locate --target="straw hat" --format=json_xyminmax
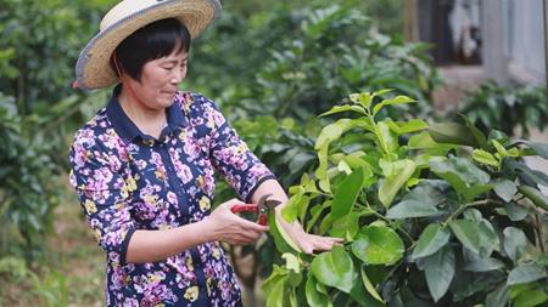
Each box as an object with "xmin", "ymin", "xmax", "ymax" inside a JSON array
[{"xmin": 75, "ymin": 0, "xmax": 221, "ymax": 90}]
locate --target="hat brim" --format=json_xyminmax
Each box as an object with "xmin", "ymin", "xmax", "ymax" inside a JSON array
[{"xmin": 76, "ymin": 0, "xmax": 220, "ymax": 90}]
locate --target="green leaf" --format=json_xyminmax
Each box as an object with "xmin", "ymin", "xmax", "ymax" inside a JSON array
[
  {"xmin": 331, "ymin": 167, "xmax": 364, "ymax": 220},
  {"xmin": 486, "ymin": 284, "xmax": 509, "ymax": 307},
  {"xmin": 271, "ymin": 211, "xmax": 303, "ymax": 254},
  {"xmin": 377, "ymin": 122, "xmax": 399, "ymax": 154},
  {"xmin": 472, "ymin": 149, "xmax": 499, "ymax": 167},
  {"xmin": 503, "ymin": 227, "xmax": 527, "ymax": 262},
  {"xmin": 269, "ymin": 210, "xmax": 299, "ymax": 254},
  {"xmin": 330, "ymin": 212, "xmax": 359, "ymax": 240},
  {"xmin": 350, "ymin": 92, "xmax": 373, "ymax": 109},
  {"xmin": 361, "ymin": 266, "xmax": 384, "ymax": 303},
  {"xmin": 408, "ymin": 131, "xmax": 456, "ymax": 155},
  {"xmin": 518, "ymin": 185, "xmax": 548, "ymax": 211},
  {"xmin": 373, "ymin": 95, "xmax": 416, "ymax": 115},
  {"xmin": 316, "ymin": 145, "xmax": 330, "ymax": 193},
  {"xmin": 430, "ymin": 157, "xmax": 492, "ymax": 201},
  {"xmin": 428, "ymin": 122, "xmax": 477, "ymax": 147},
  {"xmin": 510, "ymin": 282, "xmax": 538, "ymax": 299},
  {"xmin": 386, "ymin": 200, "xmax": 439, "ymax": 219},
  {"xmin": 463, "ymin": 249, "xmax": 505, "ymax": 272},
  {"xmin": 513, "ymin": 288, "xmax": 548, "ymax": 307},
  {"xmin": 478, "ymin": 220, "xmax": 499, "ymax": 257},
  {"xmin": 282, "ymin": 193, "xmax": 303, "ymax": 223},
  {"xmin": 305, "ymin": 273, "xmax": 332, "ymax": 307},
  {"xmin": 461, "ymin": 114, "xmax": 488, "ymax": 150},
  {"xmin": 424, "ymin": 246, "xmax": 456, "ymax": 302},
  {"xmin": 282, "ymin": 253, "xmax": 301, "ymax": 274},
  {"xmin": 266, "ymin": 278, "xmax": 286, "ymax": 307},
  {"xmin": 386, "ymin": 119, "xmax": 429, "ymax": 135},
  {"xmin": 315, "ymin": 119, "xmax": 364, "ymax": 194},
  {"xmin": 508, "ymin": 161, "xmax": 548, "ymax": 186},
  {"xmin": 494, "ymin": 180, "xmax": 517, "ymax": 202},
  {"xmin": 311, "ymin": 246, "xmax": 356, "ymax": 293},
  {"xmin": 521, "ymin": 141, "xmax": 548, "ymax": 160},
  {"xmin": 412, "ymin": 224, "xmax": 451, "ymax": 259},
  {"xmin": 307, "ymin": 201, "xmax": 331, "ymax": 233},
  {"xmin": 263, "ymin": 265, "xmax": 289, "ymax": 307},
  {"xmin": 379, "ymin": 159, "xmax": 416, "ymax": 208},
  {"xmin": 464, "ymin": 256, "xmax": 505, "ymax": 272},
  {"xmin": 349, "ymin": 271, "xmax": 385, "ymax": 307},
  {"xmin": 449, "ymin": 220, "xmax": 481, "ymax": 255},
  {"xmin": 507, "ymin": 264, "xmax": 548, "ymax": 286},
  {"xmin": 315, "ymin": 120, "xmax": 348, "ymax": 150},
  {"xmin": 505, "ymin": 202, "xmax": 528, "ymax": 222},
  {"xmin": 373, "ymin": 89, "xmax": 393, "ymax": 97},
  {"xmin": 385, "ymin": 182, "xmax": 443, "ymax": 219},
  {"xmin": 351, "ymin": 226, "xmax": 404, "ymax": 265},
  {"xmin": 319, "ymin": 105, "xmax": 366, "ymax": 117}
]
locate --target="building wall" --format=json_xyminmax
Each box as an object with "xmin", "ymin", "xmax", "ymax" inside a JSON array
[
  {"xmin": 415, "ymin": 0, "xmax": 547, "ymax": 85},
  {"xmin": 504, "ymin": 0, "xmax": 546, "ymax": 85}
]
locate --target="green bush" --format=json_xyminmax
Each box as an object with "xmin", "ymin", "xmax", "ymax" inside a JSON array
[
  {"xmin": 0, "ymin": 0, "xmax": 112, "ymax": 112},
  {"xmin": 0, "ymin": 92, "xmax": 60, "ymax": 259},
  {"xmin": 0, "ymin": 0, "xmax": 114, "ymax": 257},
  {"xmin": 190, "ymin": 3, "xmax": 440, "ymax": 121},
  {"xmin": 264, "ymin": 90, "xmax": 548, "ymax": 306},
  {"xmin": 204, "ymin": 4, "xmax": 441, "ymax": 296},
  {"xmin": 457, "ymin": 82, "xmax": 548, "ymax": 138}
]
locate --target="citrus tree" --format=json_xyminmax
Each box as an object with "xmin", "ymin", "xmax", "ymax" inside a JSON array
[{"xmin": 264, "ymin": 90, "xmax": 548, "ymax": 306}]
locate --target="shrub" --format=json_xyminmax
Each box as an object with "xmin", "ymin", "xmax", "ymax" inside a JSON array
[{"xmin": 264, "ymin": 90, "xmax": 548, "ymax": 306}]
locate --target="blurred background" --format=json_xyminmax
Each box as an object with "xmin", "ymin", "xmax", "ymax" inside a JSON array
[{"xmin": 0, "ymin": 0, "xmax": 547, "ymax": 305}]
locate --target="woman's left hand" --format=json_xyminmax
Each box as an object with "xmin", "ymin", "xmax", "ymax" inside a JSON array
[{"xmin": 275, "ymin": 205, "xmax": 345, "ymax": 254}]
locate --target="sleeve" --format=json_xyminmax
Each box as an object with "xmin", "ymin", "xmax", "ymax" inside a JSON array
[
  {"xmin": 199, "ymin": 96, "xmax": 277, "ymax": 203},
  {"xmin": 68, "ymin": 128, "xmax": 136, "ymax": 266}
]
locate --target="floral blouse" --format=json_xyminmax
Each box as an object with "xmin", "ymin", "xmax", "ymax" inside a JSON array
[{"xmin": 68, "ymin": 85, "xmax": 275, "ymax": 306}]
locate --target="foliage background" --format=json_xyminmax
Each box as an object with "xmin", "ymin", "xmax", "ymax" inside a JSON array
[{"xmin": 0, "ymin": 0, "xmax": 546, "ymax": 306}]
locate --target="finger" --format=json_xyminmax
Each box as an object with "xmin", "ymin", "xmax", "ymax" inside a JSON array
[
  {"xmin": 308, "ymin": 237, "xmax": 336, "ymax": 250},
  {"xmin": 309, "ymin": 234, "xmax": 345, "ymax": 243},
  {"xmin": 236, "ymin": 216, "xmax": 270, "ymax": 233},
  {"xmin": 242, "ymin": 229, "xmax": 260, "ymax": 240},
  {"xmin": 229, "ymin": 234, "xmax": 252, "ymax": 246},
  {"xmin": 300, "ymin": 243, "xmax": 314, "ymax": 255},
  {"xmin": 321, "ymin": 237, "xmax": 344, "ymax": 246},
  {"xmin": 223, "ymin": 198, "xmax": 246, "ymax": 210},
  {"xmin": 325, "ymin": 236, "xmax": 346, "ymax": 243},
  {"xmin": 312, "ymin": 241, "xmax": 335, "ymax": 252}
]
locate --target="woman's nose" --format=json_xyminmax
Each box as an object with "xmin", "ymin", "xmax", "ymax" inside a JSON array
[{"xmin": 171, "ymin": 68, "xmax": 185, "ymax": 84}]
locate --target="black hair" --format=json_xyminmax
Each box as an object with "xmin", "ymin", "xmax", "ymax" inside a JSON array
[{"xmin": 110, "ymin": 18, "xmax": 191, "ymax": 82}]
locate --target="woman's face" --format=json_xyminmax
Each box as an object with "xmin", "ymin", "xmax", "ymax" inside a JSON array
[{"xmin": 126, "ymin": 49, "xmax": 188, "ymax": 110}]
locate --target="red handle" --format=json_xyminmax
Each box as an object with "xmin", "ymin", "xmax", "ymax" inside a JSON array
[
  {"xmin": 231, "ymin": 204, "xmax": 259, "ymax": 214},
  {"xmin": 257, "ymin": 213, "xmax": 269, "ymax": 226},
  {"xmin": 231, "ymin": 204, "xmax": 270, "ymax": 226}
]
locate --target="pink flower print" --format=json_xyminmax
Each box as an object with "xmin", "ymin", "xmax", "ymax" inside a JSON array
[
  {"xmin": 183, "ymin": 136, "xmax": 200, "ymax": 159},
  {"xmin": 175, "ymin": 162, "xmax": 193, "ymax": 184},
  {"xmin": 151, "ymin": 152, "xmax": 163, "ymax": 167},
  {"xmin": 166, "ymin": 192, "xmax": 178, "ymax": 206},
  {"xmin": 211, "ymin": 109, "xmax": 226, "ymax": 127},
  {"xmin": 107, "ymin": 154, "xmax": 122, "ymax": 171},
  {"xmin": 111, "ymin": 267, "xmax": 127, "ymax": 291},
  {"xmin": 122, "ymin": 298, "xmax": 139, "ymax": 307}
]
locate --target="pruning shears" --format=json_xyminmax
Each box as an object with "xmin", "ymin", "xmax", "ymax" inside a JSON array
[{"xmin": 231, "ymin": 194, "xmax": 282, "ymax": 226}]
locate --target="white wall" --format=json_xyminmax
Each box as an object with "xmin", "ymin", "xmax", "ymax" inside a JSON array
[{"xmin": 505, "ymin": 0, "xmax": 546, "ymax": 85}]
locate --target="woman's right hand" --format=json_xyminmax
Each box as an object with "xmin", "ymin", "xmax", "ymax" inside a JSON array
[{"xmin": 202, "ymin": 198, "xmax": 269, "ymax": 245}]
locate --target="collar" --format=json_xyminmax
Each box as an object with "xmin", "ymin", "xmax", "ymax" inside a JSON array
[{"xmin": 106, "ymin": 84, "xmax": 187, "ymax": 143}]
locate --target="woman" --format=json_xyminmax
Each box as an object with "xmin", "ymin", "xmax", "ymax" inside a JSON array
[{"xmin": 69, "ymin": 0, "xmax": 342, "ymax": 306}]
